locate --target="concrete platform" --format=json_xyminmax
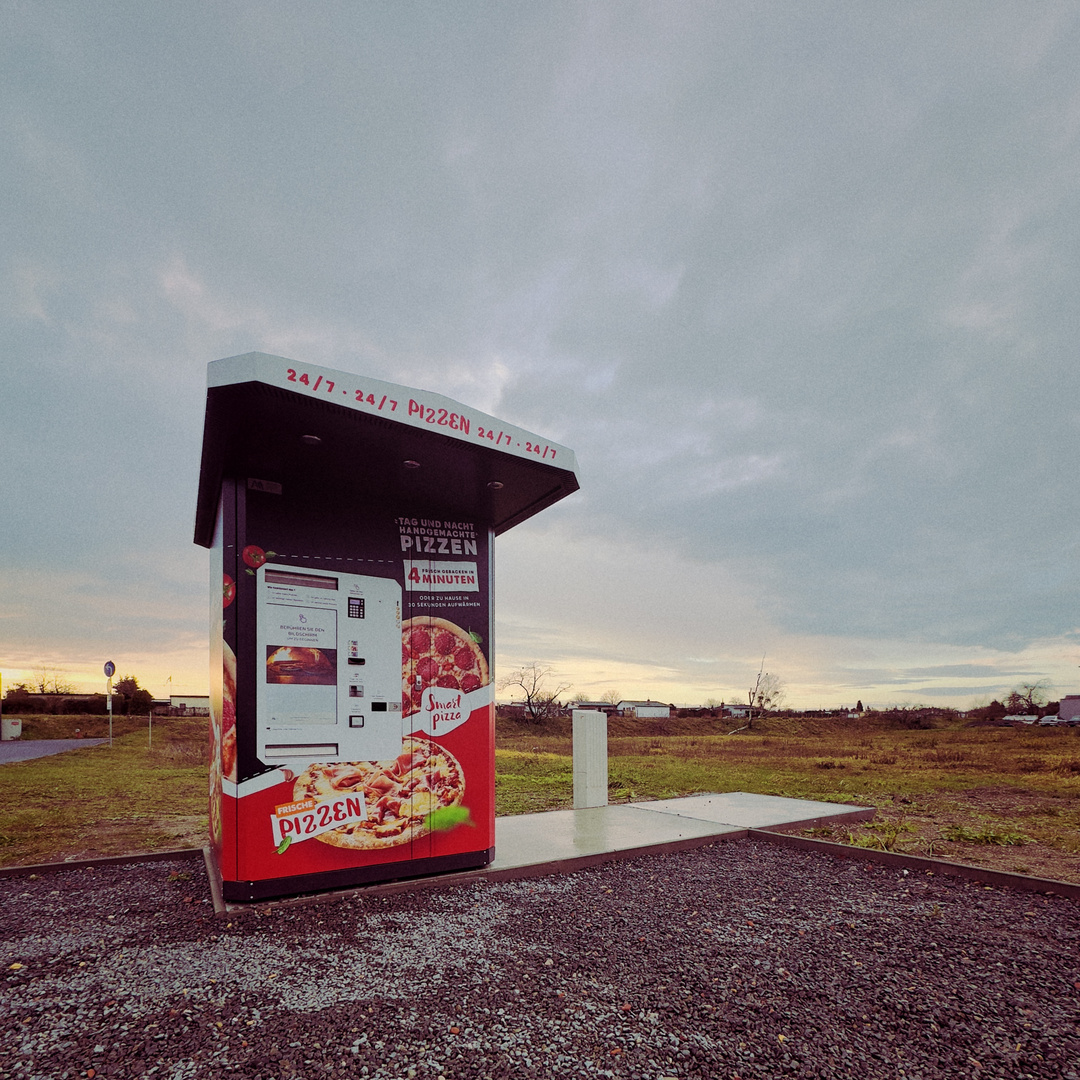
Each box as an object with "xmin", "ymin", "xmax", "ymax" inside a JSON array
[
  {"xmin": 637, "ymin": 791, "xmax": 874, "ymax": 832},
  {"xmin": 217, "ymin": 792, "xmax": 874, "ymax": 913},
  {"xmin": 488, "ymin": 792, "xmax": 874, "ymax": 876},
  {"xmin": 489, "ymin": 803, "xmax": 745, "ymax": 874}
]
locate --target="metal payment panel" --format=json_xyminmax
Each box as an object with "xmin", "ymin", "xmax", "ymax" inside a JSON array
[{"xmin": 256, "ymin": 566, "xmax": 403, "ymax": 765}]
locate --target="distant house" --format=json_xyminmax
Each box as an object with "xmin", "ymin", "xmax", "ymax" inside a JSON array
[
  {"xmin": 616, "ymin": 700, "xmax": 671, "ymax": 719},
  {"xmin": 170, "ymin": 695, "xmax": 210, "ymax": 715},
  {"xmin": 1059, "ymin": 696, "xmax": 1080, "ymax": 723},
  {"xmin": 725, "ymin": 705, "xmax": 751, "ymax": 718},
  {"xmin": 569, "ymin": 700, "xmax": 616, "ymax": 715}
]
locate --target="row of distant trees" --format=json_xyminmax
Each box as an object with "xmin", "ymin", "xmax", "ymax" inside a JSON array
[
  {"xmin": 967, "ymin": 681, "xmax": 1057, "ymax": 720},
  {"xmin": 3, "ymin": 668, "xmax": 153, "ymax": 715},
  {"xmin": 498, "ymin": 659, "xmax": 791, "ymax": 725},
  {"xmin": 497, "ymin": 661, "xmax": 1059, "ymax": 726},
  {"xmin": 6, "ymin": 662, "xmax": 1057, "ymax": 724}
]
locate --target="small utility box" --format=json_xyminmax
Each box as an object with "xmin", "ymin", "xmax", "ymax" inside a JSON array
[
  {"xmin": 572, "ymin": 709, "xmax": 608, "ymax": 808},
  {"xmin": 195, "ymin": 353, "xmax": 578, "ymax": 901}
]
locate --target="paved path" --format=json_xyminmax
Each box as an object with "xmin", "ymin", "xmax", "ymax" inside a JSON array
[
  {"xmin": 487, "ymin": 791, "xmax": 874, "ymax": 875},
  {"xmin": 0, "ymin": 738, "xmax": 107, "ymax": 763}
]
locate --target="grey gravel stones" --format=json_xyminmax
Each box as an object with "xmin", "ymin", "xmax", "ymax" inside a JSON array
[{"xmin": 2, "ymin": 839, "xmax": 1078, "ymax": 1079}]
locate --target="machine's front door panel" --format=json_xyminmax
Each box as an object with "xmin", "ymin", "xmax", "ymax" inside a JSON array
[
  {"xmin": 218, "ymin": 486, "xmax": 496, "ymax": 898},
  {"xmin": 256, "ymin": 565, "xmax": 404, "ymax": 765}
]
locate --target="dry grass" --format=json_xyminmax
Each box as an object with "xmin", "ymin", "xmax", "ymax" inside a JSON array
[
  {"xmin": 4, "ymin": 712, "xmax": 1079, "ymax": 882},
  {"xmin": 0, "ymin": 716, "xmax": 207, "ymax": 866},
  {"xmin": 495, "ymin": 714, "xmax": 1080, "ymax": 883}
]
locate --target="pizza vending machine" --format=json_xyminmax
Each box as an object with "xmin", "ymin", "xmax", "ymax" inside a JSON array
[{"xmin": 195, "ymin": 353, "xmax": 579, "ymax": 902}]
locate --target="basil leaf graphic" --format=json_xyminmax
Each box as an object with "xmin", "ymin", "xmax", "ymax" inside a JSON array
[{"xmin": 426, "ymin": 805, "xmax": 475, "ymax": 832}]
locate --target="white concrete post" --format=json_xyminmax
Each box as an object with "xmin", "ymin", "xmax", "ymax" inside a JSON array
[{"xmin": 572, "ymin": 709, "xmax": 608, "ymax": 808}]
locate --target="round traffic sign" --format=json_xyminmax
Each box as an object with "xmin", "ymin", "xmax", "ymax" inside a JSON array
[{"xmin": 104, "ymin": 661, "xmax": 115, "ymax": 677}]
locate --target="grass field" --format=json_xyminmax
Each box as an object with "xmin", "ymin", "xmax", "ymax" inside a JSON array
[
  {"xmin": 3, "ymin": 712, "xmax": 1079, "ymax": 882},
  {"xmin": 496, "ymin": 713, "xmax": 1080, "ymax": 882},
  {"xmin": 0, "ymin": 716, "xmax": 206, "ymax": 865}
]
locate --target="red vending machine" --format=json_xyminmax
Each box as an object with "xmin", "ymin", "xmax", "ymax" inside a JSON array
[{"xmin": 194, "ymin": 353, "xmax": 579, "ymax": 901}]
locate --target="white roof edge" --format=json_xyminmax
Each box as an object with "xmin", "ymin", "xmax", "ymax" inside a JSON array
[{"xmin": 208, "ymin": 352, "xmax": 579, "ymax": 476}]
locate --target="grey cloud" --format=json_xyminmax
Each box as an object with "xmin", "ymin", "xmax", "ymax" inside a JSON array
[
  {"xmin": 4, "ymin": 4, "xmax": 1080, "ymax": 699},
  {"xmin": 901, "ymin": 665, "xmax": 1045, "ymax": 680},
  {"xmin": 906, "ymin": 686, "xmax": 1016, "ymax": 699}
]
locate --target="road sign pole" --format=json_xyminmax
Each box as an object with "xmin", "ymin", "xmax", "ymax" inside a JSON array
[{"xmin": 104, "ymin": 662, "xmax": 115, "ymax": 747}]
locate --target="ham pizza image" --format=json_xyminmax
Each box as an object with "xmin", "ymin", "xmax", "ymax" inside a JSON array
[{"xmin": 292, "ymin": 737, "xmax": 465, "ymax": 850}]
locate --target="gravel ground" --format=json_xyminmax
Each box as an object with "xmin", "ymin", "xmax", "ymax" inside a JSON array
[{"xmin": 2, "ymin": 839, "xmax": 1078, "ymax": 1080}]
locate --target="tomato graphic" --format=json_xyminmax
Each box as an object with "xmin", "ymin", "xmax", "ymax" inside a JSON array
[
  {"xmin": 242, "ymin": 545, "xmax": 267, "ymax": 568},
  {"xmin": 223, "ymin": 574, "xmax": 236, "ymax": 608}
]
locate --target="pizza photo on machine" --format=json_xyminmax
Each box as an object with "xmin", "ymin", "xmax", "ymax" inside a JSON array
[
  {"xmin": 292, "ymin": 737, "xmax": 465, "ymax": 850},
  {"xmin": 221, "ymin": 640, "xmax": 238, "ymax": 784},
  {"xmin": 401, "ymin": 616, "xmax": 489, "ymax": 717}
]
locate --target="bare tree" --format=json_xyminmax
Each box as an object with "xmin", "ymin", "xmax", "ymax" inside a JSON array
[
  {"xmin": 599, "ymin": 689, "xmax": 622, "ymax": 705},
  {"xmin": 498, "ymin": 662, "xmax": 572, "ymax": 723},
  {"xmin": 1004, "ymin": 680, "xmax": 1051, "ymax": 714},
  {"xmin": 31, "ymin": 665, "xmax": 76, "ymax": 695},
  {"xmin": 747, "ymin": 657, "xmax": 784, "ymax": 727}
]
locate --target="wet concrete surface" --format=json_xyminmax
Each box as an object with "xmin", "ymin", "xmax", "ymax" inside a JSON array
[{"xmin": 488, "ymin": 793, "xmax": 872, "ymax": 876}]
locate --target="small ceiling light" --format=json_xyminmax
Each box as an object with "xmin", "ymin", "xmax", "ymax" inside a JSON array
[
  {"xmin": 300, "ymin": 434, "xmax": 322, "ymax": 445},
  {"xmin": 403, "ymin": 460, "xmax": 421, "ymax": 469},
  {"xmin": 487, "ymin": 481, "xmax": 504, "ymax": 490}
]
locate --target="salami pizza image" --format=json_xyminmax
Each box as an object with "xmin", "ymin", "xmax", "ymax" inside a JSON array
[
  {"xmin": 402, "ymin": 616, "xmax": 488, "ymax": 717},
  {"xmin": 292, "ymin": 737, "xmax": 464, "ymax": 850},
  {"xmin": 221, "ymin": 640, "xmax": 238, "ymax": 784}
]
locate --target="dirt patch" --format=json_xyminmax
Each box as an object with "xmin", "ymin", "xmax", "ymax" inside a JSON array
[
  {"xmin": 30, "ymin": 815, "xmax": 209, "ymax": 865},
  {"xmin": 807, "ymin": 785, "xmax": 1080, "ymax": 884},
  {"xmin": 149, "ymin": 814, "xmax": 207, "ymax": 846}
]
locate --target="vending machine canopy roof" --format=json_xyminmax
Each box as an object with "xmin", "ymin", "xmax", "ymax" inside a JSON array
[{"xmin": 194, "ymin": 353, "xmax": 580, "ymax": 547}]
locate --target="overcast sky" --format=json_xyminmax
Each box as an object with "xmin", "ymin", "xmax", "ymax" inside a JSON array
[{"xmin": 3, "ymin": 1, "xmax": 1079, "ymax": 709}]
